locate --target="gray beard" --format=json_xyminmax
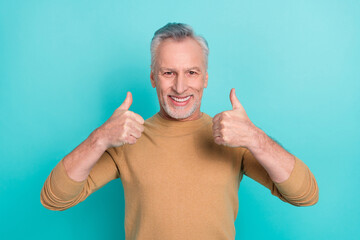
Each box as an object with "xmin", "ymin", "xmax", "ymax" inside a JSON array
[{"xmin": 161, "ymin": 99, "xmax": 199, "ymax": 120}]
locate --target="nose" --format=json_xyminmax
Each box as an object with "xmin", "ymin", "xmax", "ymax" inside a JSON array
[{"xmin": 173, "ymin": 73, "xmax": 188, "ymax": 94}]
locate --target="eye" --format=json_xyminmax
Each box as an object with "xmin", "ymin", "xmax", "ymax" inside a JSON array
[
  {"xmin": 163, "ymin": 71, "xmax": 173, "ymax": 76},
  {"xmin": 188, "ymin": 70, "xmax": 198, "ymax": 75}
]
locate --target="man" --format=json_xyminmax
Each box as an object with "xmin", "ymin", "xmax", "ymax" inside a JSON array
[{"xmin": 41, "ymin": 23, "xmax": 319, "ymax": 240}]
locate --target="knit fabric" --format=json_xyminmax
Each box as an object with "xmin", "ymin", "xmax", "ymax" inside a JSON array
[{"xmin": 41, "ymin": 112, "xmax": 319, "ymax": 240}]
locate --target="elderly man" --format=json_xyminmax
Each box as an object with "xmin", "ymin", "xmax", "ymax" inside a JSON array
[{"xmin": 41, "ymin": 23, "xmax": 318, "ymax": 240}]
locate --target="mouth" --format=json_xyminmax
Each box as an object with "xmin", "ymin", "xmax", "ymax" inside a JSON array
[{"xmin": 168, "ymin": 95, "xmax": 192, "ymax": 106}]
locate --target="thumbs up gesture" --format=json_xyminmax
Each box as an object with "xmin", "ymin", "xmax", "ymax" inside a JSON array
[
  {"xmin": 97, "ymin": 92, "xmax": 145, "ymax": 148},
  {"xmin": 212, "ymin": 88, "xmax": 259, "ymax": 148}
]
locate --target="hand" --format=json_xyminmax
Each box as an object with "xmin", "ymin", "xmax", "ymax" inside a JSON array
[
  {"xmin": 97, "ymin": 92, "xmax": 145, "ymax": 148},
  {"xmin": 212, "ymin": 88, "xmax": 259, "ymax": 148}
]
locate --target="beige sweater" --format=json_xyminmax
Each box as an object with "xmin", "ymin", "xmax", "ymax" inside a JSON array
[{"xmin": 40, "ymin": 113, "xmax": 319, "ymax": 240}]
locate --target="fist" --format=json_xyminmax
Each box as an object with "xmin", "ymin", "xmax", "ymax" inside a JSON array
[
  {"xmin": 98, "ymin": 92, "xmax": 145, "ymax": 148},
  {"xmin": 212, "ymin": 88, "xmax": 258, "ymax": 148}
]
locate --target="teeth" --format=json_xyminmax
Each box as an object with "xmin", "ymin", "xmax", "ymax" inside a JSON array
[{"xmin": 171, "ymin": 96, "xmax": 191, "ymax": 102}]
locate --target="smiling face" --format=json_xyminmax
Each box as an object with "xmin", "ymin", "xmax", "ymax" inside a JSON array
[{"xmin": 150, "ymin": 37, "xmax": 208, "ymax": 121}]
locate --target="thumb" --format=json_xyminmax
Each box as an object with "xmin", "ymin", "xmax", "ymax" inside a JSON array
[
  {"xmin": 119, "ymin": 92, "xmax": 133, "ymax": 110},
  {"xmin": 230, "ymin": 88, "xmax": 242, "ymax": 110}
]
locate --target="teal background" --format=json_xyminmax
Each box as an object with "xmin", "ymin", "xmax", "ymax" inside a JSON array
[{"xmin": 1, "ymin": 0, "xmax": 359, "ymax": 239}]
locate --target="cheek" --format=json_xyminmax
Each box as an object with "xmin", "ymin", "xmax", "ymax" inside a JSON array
[
  {"xmin": 189, "ymin": 79, "xmax": 206, "ymax": 93},
  {"xmin": 156, "ymin": 79, "xmax": 172, "ymax": 96}
]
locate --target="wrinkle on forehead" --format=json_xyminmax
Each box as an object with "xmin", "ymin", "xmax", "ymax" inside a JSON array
[
  {"xmin": 155, "ymin": 38, "xmax": 206, "ymax": 72},
  {"xmin": 158, "ymin": 66, "xmax": 203, "ymax": 72}
]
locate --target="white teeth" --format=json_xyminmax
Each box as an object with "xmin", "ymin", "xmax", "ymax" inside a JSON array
[{"xmin": 170, "ymin": 96, "xmax": 191, "ymax": 102}]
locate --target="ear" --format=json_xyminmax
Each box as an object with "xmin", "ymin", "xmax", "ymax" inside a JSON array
[
  {"xmin": 204, "ymin": 72, "xmax": 208, "ymax": 88},
  {"xmin": 150, "ymin": 70, "xmax": 156, "ymax": 88}
]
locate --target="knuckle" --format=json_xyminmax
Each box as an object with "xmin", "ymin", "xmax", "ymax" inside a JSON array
[
  {"xmin": 212, "ymin": 125, "xmax": 216, "ymax": 132},
  {"xmin": 122, "ymin": 112, "xmax": 131, "ymax": 120},
  {"xmin": 124, "ymin": 117, "xmax": 131, "ymax": 124},
  {"xmin": 118, "ymin": 111, "xmax": 127, "ymax": 118},
  {"xmin": 133, "ymin": 131, "xmax": 140, "ymax": 138},
  {"xmin": 124, "ymin": 119, "xmax": 133, "ymax": 128},
  {"xmin": 140, "ymin": 125, "xmax": 145, "ymax": 132},
  {"xmin": 120, "ymin": 121, "xmax": 126, "ymax": 129},
  {"xmin": 120, "ymin": 131, "xmax": 128, "ymax": 140},
  {"xmin": 223, "ymin": 111, "xmax": 231, "ymax": 119},
  {"xmin": 220, "ymin": 128, "xmax": 226, "ymax": 136},
  {"xmin": 136, "ymin": 114, "xmax": 145, "ymax": 123}
]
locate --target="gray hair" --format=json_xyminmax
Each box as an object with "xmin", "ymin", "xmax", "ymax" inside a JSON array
[{"xmin": 150, "ymin": 23, "xmax": 209, "ymax": 71}]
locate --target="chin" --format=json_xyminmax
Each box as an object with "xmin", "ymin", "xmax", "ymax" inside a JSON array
[
  {"xmin": 169, "ymin": 111, "xmax": 193, "ymax": 120},
  {"xmin": 160, "ymin": 94, "xmax": 200, "ymax": 120},
  {"xmin": 163, "ymin": 104, "xmax": 198, "ymax": 120}
]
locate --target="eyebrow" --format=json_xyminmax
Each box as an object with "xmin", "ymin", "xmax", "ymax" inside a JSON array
[{"xmin": 159, "ymin": 67, "xmax": 202, "ymax": 72}]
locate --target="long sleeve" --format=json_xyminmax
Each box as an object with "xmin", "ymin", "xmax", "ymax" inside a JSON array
[
  {"xmin": 240, "ymin": 148, "xmax": 319, "ymax": 206},
  {"xmin": 40, "ymin": 147, "xmax": 121, "ymax": 211}
]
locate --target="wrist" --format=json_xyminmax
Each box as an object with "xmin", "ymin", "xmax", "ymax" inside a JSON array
[
  {"xmin": 89, "ymin": 128, "xmax": 109, "ymax": 152},
  {"xmin": 247, "ymin": 126, "xmax": 266, "ymax": 153}
]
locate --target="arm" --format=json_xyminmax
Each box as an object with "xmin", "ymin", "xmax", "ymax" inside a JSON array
[
  {"xmin": 241, "ymin": 147, "xmax": 319, "ymax": 206},
  {"xmin": 40, "ymin": 92, "xmax": 145, "ymax": 210},
  {"xmin": 40, "ymin": 147, "xmax": 121, "ymax": 211},
  {"xmin": 212, "ymin": 88, "xmax": 319, "ymax": 206},
  {"xmin": 245, "ymin": 128, "xmax": 295, "ymax": 184}
]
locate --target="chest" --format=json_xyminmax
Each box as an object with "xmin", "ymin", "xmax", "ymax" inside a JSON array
[{"xmin": 120, "ymin": 132, "xmax": 241, "ymax": 194}]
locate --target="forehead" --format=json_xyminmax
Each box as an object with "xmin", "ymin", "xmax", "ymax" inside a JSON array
[{"xmin": 156, "ymin": 37, "xmax": 205, "ymax": 69}]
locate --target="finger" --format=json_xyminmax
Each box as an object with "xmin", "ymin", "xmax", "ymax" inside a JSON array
[
  {"xmin": 133, "ymin": 122, "xmax": 145, "ymax": 133},
  {"xmin": 214, "ymin": 136, "xmax": 223, "ymax": 145},
  {"xmin": 212, "ymin": 121, "xmax": 220, "ymax": 131},
  {"xmin": 124, "ymin": 121, "xmax": 144, "ymax": 135},
  {"xmin": 212, "ymin": 113, "xmax": 221, "ymax": 124},
  {"xmin": 230, "ymin": 88, "xmax": 243, "ymax": 110},
  {"xmin": 119, "ymin": 92, "xmax": 133, "ymax": 110},
  {"xmin": 126, "ymin": 135, "xmax": 137, "ymax": 145},
  {"xmin": 212, "ymin": 129, "xmax": 221, "ymax": 138},
  {"xmin": 129, "ymin": 129, "xmax": 142, "ymax": 139},
  {"xmin": 212, "ymin": 117, "xmax": 225, "ymax": 131},
  {"xmin": 125, "ymin": 121, "xmax": 143, "ymax": 138},
  {"xmin": 131, "ymin": 112, "xmax": 145, "ymax": 125}
]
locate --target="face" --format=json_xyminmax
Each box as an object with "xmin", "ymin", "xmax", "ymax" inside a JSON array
[{"xmin": 150, "ymin": 37, "xmax": 208, "ymax": 121}]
